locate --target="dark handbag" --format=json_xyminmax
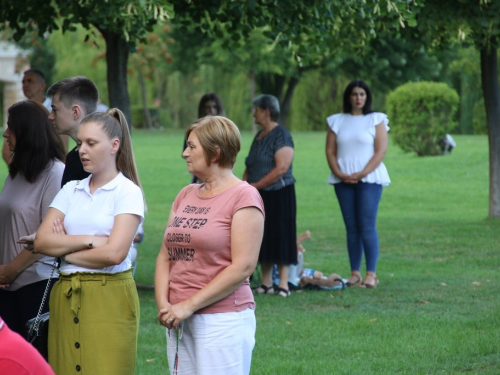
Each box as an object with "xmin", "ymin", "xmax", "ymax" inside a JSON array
[
  {"xmin": 24, "ymin": 259, "xmax": 57, "ymax": 361},
  {"xmin": 25, "ymin": 311, "xmax": 50, "ymax": 360}
]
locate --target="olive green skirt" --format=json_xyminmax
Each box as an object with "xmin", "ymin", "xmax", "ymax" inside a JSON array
[{"xmin": 48, "ymin": 270, "xmax": 139, "ymax": 374}]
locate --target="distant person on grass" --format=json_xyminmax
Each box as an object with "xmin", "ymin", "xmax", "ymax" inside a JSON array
[
  {"xmin": 285, "ymin": 231, "xmax": 345, "ymax": 290},
  {"xmin": 325, "ymin": 80, "xmax": 390, "ymax": 288},
  {"xmin": 244, "ymin": 94, "xmax": 297, "ymax": 297},
  {"xmin": 184, "ymin": 92, "xmax": 226, "ymax": 183}
]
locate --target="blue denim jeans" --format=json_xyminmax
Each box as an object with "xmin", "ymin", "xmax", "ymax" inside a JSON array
[{"xmin": 334, "ymin": 182, "xmax": 383, "ymax": 272}]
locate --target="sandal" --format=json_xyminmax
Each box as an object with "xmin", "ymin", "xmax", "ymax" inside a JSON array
[
  {"xmin": 363, "ymin": 275, "xmax": 379, "ymax": 289},
  {"xmin": 333, "ymin": 278, "xmax": 346, "ymax": 290},
  {"xmin": 276, "ymin": 287, "xmax": 291, "ymax": 297},
  {"xmin": 255, "ymin": 284, "xmax": 274, "ymax": 294},
  {"xmin": 346, "ymin": 274, "xmax": 362, "ymax": 287}
]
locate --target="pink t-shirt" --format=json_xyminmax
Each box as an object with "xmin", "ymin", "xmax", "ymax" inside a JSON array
[
  {"xmin": 0, "ymin": 319, "xmax": 55, "ymax": 374},
  {"xmin": 164, "ymin": 181, "xmax": 264, "ymax": 314}
]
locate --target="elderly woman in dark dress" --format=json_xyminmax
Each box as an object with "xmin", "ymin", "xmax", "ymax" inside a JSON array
[{"xmin": 243, "ymin": 94, "xmax": 297, "ymax": 297}]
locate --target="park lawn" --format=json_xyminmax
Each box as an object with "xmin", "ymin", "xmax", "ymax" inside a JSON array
[
  {"xmin": 129, "ymin": 130, "xmax": 499, "ymax": 375},
  {"xmin": 1, "ymin": 130, "xmax": 499, "ymax": 374}
]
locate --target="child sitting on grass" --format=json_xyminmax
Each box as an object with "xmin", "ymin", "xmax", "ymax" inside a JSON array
[{"xmin": 276, "ymin": 231, "xmax": 346, "ymax": 290}]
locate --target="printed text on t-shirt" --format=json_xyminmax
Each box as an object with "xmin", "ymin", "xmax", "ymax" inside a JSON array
[
  {"xmin": 168, "ymin": 247, "xmax": 195, "ymax": 261},
  {"xmin": 182, "ymin": 205, "xmax": 211, "ymax": 214},
  {"xmin": 168, "ymin": 216, "xmax": 208, "ymax": 229}
]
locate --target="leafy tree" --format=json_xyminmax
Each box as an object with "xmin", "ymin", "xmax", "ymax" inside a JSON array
[
  {"xmin": 0, "ymin": 27, "xmax": 56, "ymax": 84},
  {"xmin": 2, "ymin": 0, "xmax": 418, "ymax": 128},
  {"xmin": 1, "ymin": 0, "xmax": 170, "ymax": 126},
  {"xmin": 170, "ymin": 0, "xmax": 420, "ymax": 127},
  {"xmin": 415, "ymin": 0, "xmax": 500, "ymax": 218}
]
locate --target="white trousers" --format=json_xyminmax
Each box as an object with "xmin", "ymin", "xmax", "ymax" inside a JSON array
[{"xmin": 165, "ymin": 308, "xmax": 256, "ymax": 375}]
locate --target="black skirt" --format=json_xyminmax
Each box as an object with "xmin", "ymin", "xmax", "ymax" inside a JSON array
[{"xmin": 258, "ymin": 184, "xmax": 297, "ymax": 265}]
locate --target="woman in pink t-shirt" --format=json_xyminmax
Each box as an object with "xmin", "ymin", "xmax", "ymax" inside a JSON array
[{"xmin": 155, "ymin": 116, "xmax": 265, "ymax": 375}]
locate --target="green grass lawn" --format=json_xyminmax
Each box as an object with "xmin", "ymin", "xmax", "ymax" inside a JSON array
[{"xmin": 2, "ymin": 130, "xmax": 499, "ymax": 374}]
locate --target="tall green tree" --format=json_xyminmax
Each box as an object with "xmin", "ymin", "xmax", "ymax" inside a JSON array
[
  {"xmin": 171, "ymin": 0, "xmax": 420, "ymax": 127},
  {"xmin": 1, "ymin": 0, "xmax": 170, "ymax": 126},
  {"xmin": 2, "ymin": 0, "xmax": 418, "ymax": 128},
  {"xmin": 415, "ymin": 0, "xmax": 500, "ymax": 218}
]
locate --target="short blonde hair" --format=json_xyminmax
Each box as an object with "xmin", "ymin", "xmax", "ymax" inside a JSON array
[{"xmin": 185, "ymin": 116, "xmax": 241, "ymax": 169}]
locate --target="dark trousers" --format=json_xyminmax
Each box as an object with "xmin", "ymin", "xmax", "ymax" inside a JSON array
[{"xmin": 0, "ymin": 279, "xmax": 56, "ymax": 335}]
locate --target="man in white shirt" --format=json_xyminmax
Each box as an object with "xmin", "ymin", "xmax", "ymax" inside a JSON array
[{"xmin": 21, "ymin": 69, "xmax": 52, "ymax": 111}]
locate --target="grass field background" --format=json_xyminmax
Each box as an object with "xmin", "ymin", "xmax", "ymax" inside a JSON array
[{"xmin": 1, "ymin": 130, "xmax": 499, "ymax": 374}]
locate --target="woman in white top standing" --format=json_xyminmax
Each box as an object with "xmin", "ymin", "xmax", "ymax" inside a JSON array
[
  {"xmin": 34, "ymin": 109, "xmax": 145, "ymax": 374},
  {"xmin": 325, "ymin": 80, "xmax": 390, "ymax": 289}
]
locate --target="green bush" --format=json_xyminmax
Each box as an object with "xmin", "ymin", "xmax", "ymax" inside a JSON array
[{"xmin": 386, "ymin": 81, "xmax": 459, "ymax": 156}]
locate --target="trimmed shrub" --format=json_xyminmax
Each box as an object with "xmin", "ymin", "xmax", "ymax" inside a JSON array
[{"xmin": 386, "ymin": 82, "xmax": 459, "ymax": 156}]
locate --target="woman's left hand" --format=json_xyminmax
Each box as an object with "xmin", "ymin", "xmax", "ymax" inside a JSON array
[
  {"xmin": 344, "ymin": 172, "xmax": 362, "ymax": 184},
  {"xmin": 158, "ymin": 300, "xmax": 194, "ymax": 329}
]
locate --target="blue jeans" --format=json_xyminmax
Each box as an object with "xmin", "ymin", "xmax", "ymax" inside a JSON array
[{"xmin": 334, "ymin": 182, "xmax": 383, "ymax": 273}]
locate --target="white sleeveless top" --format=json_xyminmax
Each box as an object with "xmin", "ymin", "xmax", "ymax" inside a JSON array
[{"xmin": 326, "ymin": 112, "xmax": 391, "ymax": 186}]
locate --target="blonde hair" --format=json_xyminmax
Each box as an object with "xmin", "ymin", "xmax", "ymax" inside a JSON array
[
  {"xmin": 185, "ymin": 116, "xmax": 241, "ymax": 169},
  {"xmin": 80, "ymin": 109, "xmax": 144, "ymax": 197}
]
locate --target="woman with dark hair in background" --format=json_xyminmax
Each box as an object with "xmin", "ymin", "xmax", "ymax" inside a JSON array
[
  {"xmin": 185, "ymin": 93, "xmax": 225, "ymax": 183},
  {"xmin": 34, "ymin": 109, "xmax": 145, "ymax": 374},
  {"xmin": 325, "ymin": 80, "xmax": 390, "ymax": 289},
  {"xmin": 243, "ymin": 94, "xmax": 297, "ymax": 297},
  {"xmin": 197, "ymin": 92, "xmax": 224, "ymax": 119},
  {"xmin": 0, "ymin": 100, "xmax": 65, "ymax": 334}
]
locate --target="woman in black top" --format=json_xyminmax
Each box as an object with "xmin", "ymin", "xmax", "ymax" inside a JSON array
[{"xmin": 243, "ymin": 94, "xmax": 297, "ymax": 297}]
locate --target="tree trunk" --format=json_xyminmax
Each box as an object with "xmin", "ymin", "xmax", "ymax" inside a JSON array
[
  {"xmin": 278, "ymin": 75, "xmax": 300, "ymax": 128},
  {"xmin": 480, "ymin": 42, "xmax": 500, "ymax": 218},
  {"xmin": 255, "ymin": 72, "xmax": 301, "ymax": 128},
  {"xmin": 101, "ymin": 30, "xmax": 132, "ymax": 130},
  {"xmin": 138, "ymin": 68, "xmax": 153, "ymax": 129}
]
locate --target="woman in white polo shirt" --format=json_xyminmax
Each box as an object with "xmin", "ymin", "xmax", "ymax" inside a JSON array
[{"xmin": 34, "ymin": 109, "xmax": 145, "ymax": 375}]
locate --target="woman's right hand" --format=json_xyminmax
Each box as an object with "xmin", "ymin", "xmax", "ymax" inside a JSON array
[{"xmin": 338, "ymin": 172, "xmax": 358, "ymax": 184}]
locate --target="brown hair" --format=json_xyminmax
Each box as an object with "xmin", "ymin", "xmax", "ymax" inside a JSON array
[
  {"xmin": 80, "ymin": 109, "xmax": 144, "ymax": 194},
  {"xmin": 7, "ymin": 100, "xmax": 65, "ymax": 182},
  {"xmin": 47, "ymin": 76, "xmax": 98, "ymax": 115},
  {"xmin": 185, "ymin": 116, "xmax": 241, "ymax": 169}
]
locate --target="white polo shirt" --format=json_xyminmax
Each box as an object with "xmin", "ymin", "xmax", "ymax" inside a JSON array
[{"xmin": 51, "ymin": 172, "xmax": 145, "ymax": 274}]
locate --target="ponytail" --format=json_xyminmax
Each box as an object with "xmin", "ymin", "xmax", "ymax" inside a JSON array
[{"xmin": 80, "ymin": 109, "xmax": 145, "ymax": 205}]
